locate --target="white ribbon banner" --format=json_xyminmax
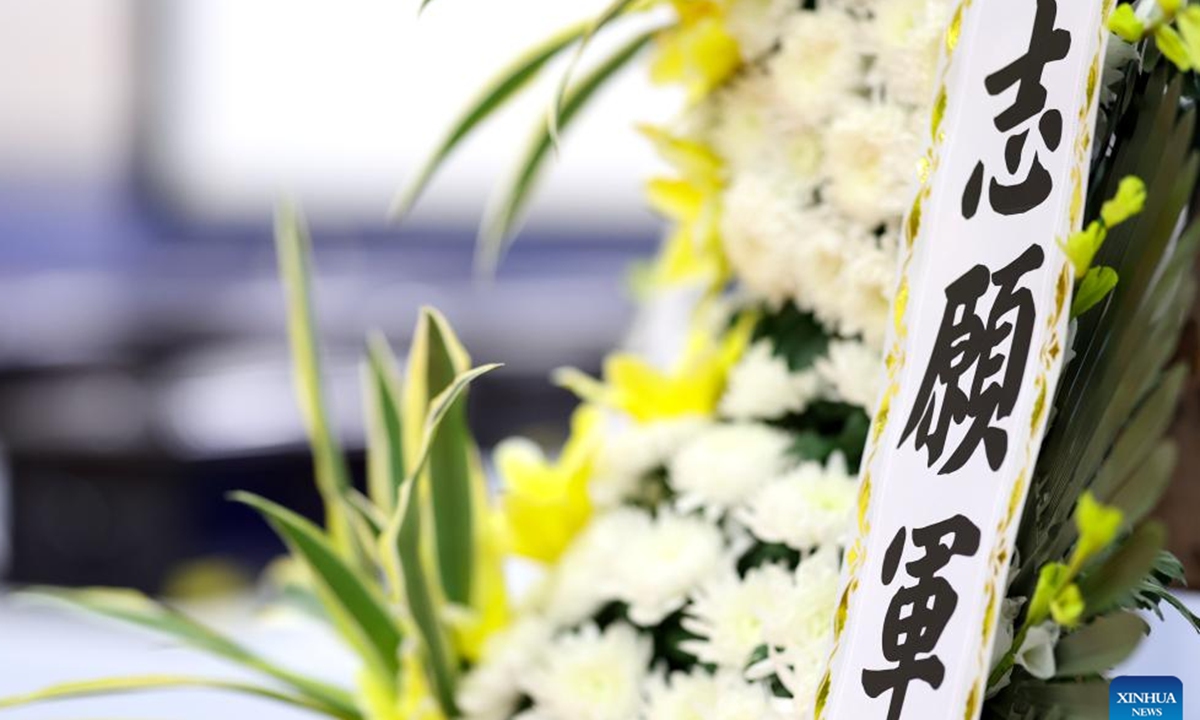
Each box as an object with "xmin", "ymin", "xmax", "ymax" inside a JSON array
[{"xmin": 817, "ymin": 1, "xmax": 1112, "ymax": 719}]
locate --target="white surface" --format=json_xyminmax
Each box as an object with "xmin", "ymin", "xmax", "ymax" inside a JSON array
[{"xmin": 153, "ymin": 0, "xmax": 680, "ymax": 228}]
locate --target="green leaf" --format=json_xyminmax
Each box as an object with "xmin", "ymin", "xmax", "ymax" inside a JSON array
[
  {"xmin": 403, "ymin": 308, "xmax": 479, "ymax": 608},
  {"xmin": 231, "ymin": 492, "xmax": 403, "ymax": 690},
  {"xmin": 391, "ymin": 21, "xmax": 588, "ymax": 218},
  {"xmin": 0, "ymin": 675, "xmax": 357, "ymax": 719},
  {"xmin": 365, "ymin": 333, "xmax": 407, "ymax": 515},
  {"xmin": 378, "ymin": 349, "xmax": 499, "ymax": 717},
  {"xmin": 548, "ymin": 0, "xmax": 641, "ymax": 146},
  {"xmin": 1054, "ymin": 612, "xmax": 1147, "ymax": 677},
  {"xmin": 477, "ymin": 27, "xmax": 658, "ymax": 275},
  {"xmin": 753, "ymin": 302, "xmax": 831, "ymax": 372},
  {"xmin": 274, "ymin": 205, "xmax": 357, "ymax": 560},
  {"xmin": 23, "ymin": 587, "xmax": 356, "ymax": 717},
  {"xmin": 1078, "ymin": 522, "xmax": 1166, "ymax": 617},
  {"xmin": 1011, "ymin": 678, "xmax": 1110, "ymax": 720}
]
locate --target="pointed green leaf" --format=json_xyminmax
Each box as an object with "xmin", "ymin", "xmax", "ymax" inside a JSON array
[
  {"xmin": 477, "ymin": 27, "xmax": 658, "ymax": 275},
  {"xmin": 274, "ymin": 205, "xmax": 357, "ymax": 560},
  {"xmin": 0, "ymin": 675, "xmax": 357, "ymax": 719},
  {"xmin": 403, "ymin": 308, "xmax": 479, "ymax": 609},
  {"xmin": 1078, "ymin": 522, "xmax": 1166, "ymax": 617},
  {"xmin": 392, "ymin": 21, "xmax": 588, "ymax": 218},
  {"xmin": 231, "ymin": 492, "xmax": 402, "ymax": 689},
  {"xmin": 1055, "ymin": 612, "xmax": 1147, "ymax": 677},
  {"xmin": 23, "ymin": 588, "xmax": 356, "ymax": 717}
]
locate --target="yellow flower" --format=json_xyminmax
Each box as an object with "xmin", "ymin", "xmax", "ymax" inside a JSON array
[
  {"xmin": 557, "ymin": 314, "xmax": 754, "ymax": 422},
  {"xmin": 1100, "ymin": 176, "xmax": 1147, "ymax": 227},
  {"xmin": 639, "ymin": 125, "xmax": 729, "ymax": 287},
  {"xmin": 1069, "ymin": 491, "xmax": 1124, "ymax": 572},
  {"xmin": 452, "ymin": 503, "xmax": 512, "ymax": 661},
  {"xmin": 651, "ymin": 0, "xmax": 741, "ymax": 102},
  {"xmin": 496, "ymin": 406, "xmax": 601, "ymax": 563},
  {"xmin": 1064, "ymin": 221, "xmax": 1106, "ymax": 278},
  {"xmin": 1109, "ymin": 4, "xmax": 1146, "ymax": 41},
  {"xmin": 396, "ymin": 651, "xmax": 447, "ymax": 720},
  {"xmin": 1049, "ymin": 582, "xmax": 1085, "ymax": 628}
]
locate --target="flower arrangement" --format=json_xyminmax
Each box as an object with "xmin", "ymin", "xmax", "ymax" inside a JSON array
[{"xmin": 4, "ymin": 1, "xmax": 1200, "ymax": 720}]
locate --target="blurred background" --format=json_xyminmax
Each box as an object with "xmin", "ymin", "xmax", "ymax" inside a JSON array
[
  {"xmin": 0, "ymin": 1, "xmax": 1197, "ymax": 716},
  {"xmin": 0, "ymin": 0, "xmax": 679, "ymax": 596}
]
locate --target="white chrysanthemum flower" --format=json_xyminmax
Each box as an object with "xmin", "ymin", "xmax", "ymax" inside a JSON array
[
  {"xmin": 521, "ymin": 622, "xmax": 651, "ymax": 720},
  {"xmin": 591, "ymin": 416, "xmax": 710, "ymax": 508},
  {"xmin": 873, "ymin": 0, "xmax": 950, "ymax": 106},
  {"xmin": 722, "ymin": 0, "xmax": 793, "ymax": 59},
  {"xmin": 720, "ymin": 341, "xmax": 822, "ymax": 421},
  {"xmin": 642, "ymin": 669, "xmax": 785, "ymax": 720},
  {"xmin": 737, "ymin": 454, "xmax": 858, "ymax": 550},
  {"xmin": 750, "ymin": 549, "xmax": 842, "ymax": 717},
  {"xmin": 815, "ymin": 339, "xmax": 883, "ymax": 410},
  {"xmin": 771, "ymin": 8, "xmax": 864, "ymax": 127},
  {"xmin": 458, "ymin": 618, "xmax": 553, "ymax": 720},
  {"xmin": 613, "ymin": 508, "xmax": 726, "ymax": 626},
  {"xmin": 822, "ymin": 103, "xmax": 921, "ymax": 227},
  {"xmin": 760, "ymin": 547, "xmax": 842, "ymax": 649},
  {"xmin": 539, "ymin": 509, "xmax": 645, "ymax": 626},
  {"xmin": 839, "ymin": 240, "xmax": 896, "ymax": 348},
  {"xmin": 720, "ymin": 173, "xmax": 808, "ymax": 306},
  {"xmin": 668, "ymin": 422, "xmax": 794, "ymax": 518},
  {"xmin": 790, "ymin": 211, "xmax": 856, "ymax": 325},
  {"xmin": 682, "ymin": 562, "xmax": 796, "ymax": 670},
  {"xmin": 708, "ymin": 71, "xmax": 779, "ymax": 173}
]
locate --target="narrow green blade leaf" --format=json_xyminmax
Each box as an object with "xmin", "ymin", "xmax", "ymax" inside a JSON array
[
  {"xmin": 391, "ymin": 21, "xmax": 588, "ymax": 218},
  {"xmin": 377, "ymin": 355, "xmax": 499, "ymax": 717},
  {"xmin": 24, "ymin": 587, "xmax": 356, "ymax": 717},
  {"xmin": 548, "ymin": 0, "xmax": 641, "ymax": 146},
  {"xmin": 1055, "ymin": 612, "xmax": 1147, "ymax": 677},
  {"xmin": 477, "ymin": 27, "xmax": 658, "ymax": 275},
  {"xmin": 231, "ymin": 492, "xmax": 403, "ymax": 687},
  {"xmin": 274, "ymin": 205, "xmax": 357, "ymax": 560},
  {"xmin": 0, "ymin": 675, "xmax": 358, "ymax": 719},
  {"xmin": 365, "ymin": 333, "xmax": 407, "ymax": 515}
]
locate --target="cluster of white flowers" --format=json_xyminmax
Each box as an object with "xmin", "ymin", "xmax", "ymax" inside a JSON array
[
  {"xmin": 705, "ymin": 0, "xmax": 948, "ymax": 351},
  {"xmin": 460, "ymin": 2, "xmax": 945, "ymax": 718}
]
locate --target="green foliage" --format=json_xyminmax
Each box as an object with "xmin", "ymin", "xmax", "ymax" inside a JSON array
[
  {"xmin": 0, "ymin": 207, "xmax": 500, "ymax": 718},
  {"xmin": 476, "ymin": 28, "xmax": 659, "ymax": 275},
  {"xmin": 23, "ymin": 588, "xmax": 356, "ymax": 717},
  {"xmin": 752, "ymin": 302, "xmax": 830, "ymax": 372},
  {"xmin": 275, "ymin": 205, "xmax": 357, "ymax": 561},
  {"xmin": 1054, "ymin": 612, "xmax": 1147, "ymax": 678},
  {"xmin": 782, "ymin": 401, "xmax": 871, "ymax": 472},
  {"xmin": 0, "ymin": 676, "xmax": 358, "ymax": 719},
  {"xmin": 1014, "ymin": 57, "xmax": 1200, "ymax": 605},
  {"xmin": 232, "ymin": 492, "xmax": 405, "ymax": 689},
  {"xmin": 392, "ymin": 21, "xmax": 590, "ymax": 218}
]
